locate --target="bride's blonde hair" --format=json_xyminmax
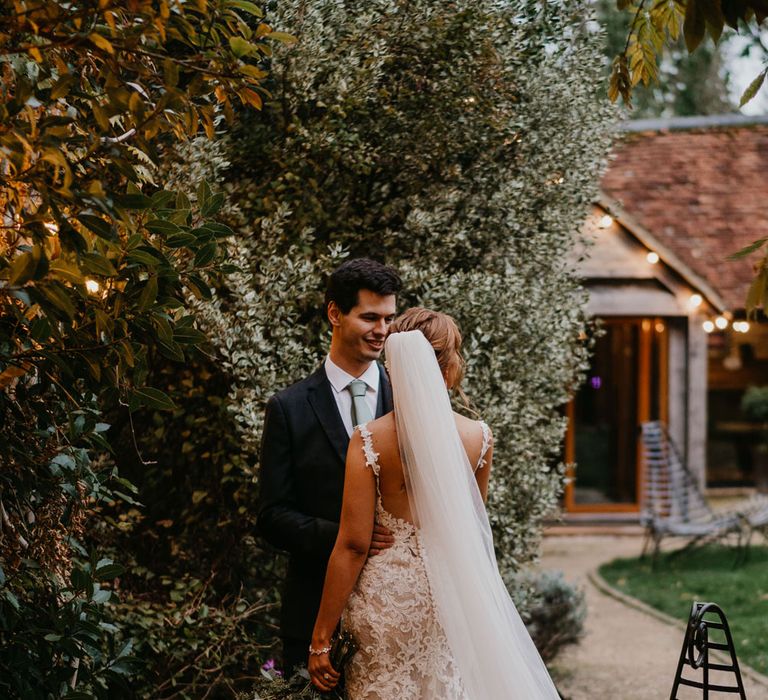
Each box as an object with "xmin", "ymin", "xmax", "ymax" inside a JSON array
[{"xmin": 388, "ymin": 307, "xmax": 468, "ymax": 405}]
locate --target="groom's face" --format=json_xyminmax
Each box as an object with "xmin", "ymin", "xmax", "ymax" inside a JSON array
[{"xmin": 331, "ymin": 289, "xmax": 397, "ymax": 364}]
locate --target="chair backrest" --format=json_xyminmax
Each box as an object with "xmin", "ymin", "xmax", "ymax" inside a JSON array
[{"xmin": 640, "ymin": 421, "xmax": 714, "ymax": 525}]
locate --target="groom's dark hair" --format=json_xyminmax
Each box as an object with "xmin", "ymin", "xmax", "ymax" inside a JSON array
[{"xmin": 325, "ymin": 258, "xmax": 402, "ymax": 315}]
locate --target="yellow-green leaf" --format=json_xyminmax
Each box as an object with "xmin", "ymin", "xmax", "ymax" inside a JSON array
[
  {"xmin": 229, "ymin": 36, "xmax": 256, "ymax": 57},
  {"xmin": 89, "ymin": 33, "xmax": 115, "ymax": 54},
  {"xmin": 267, "ymin": 31, "xmax": 297, "ymax": 45},
  {"xmin": 740, "ymin": 69, "xmax": 767, "ymax": 107}
]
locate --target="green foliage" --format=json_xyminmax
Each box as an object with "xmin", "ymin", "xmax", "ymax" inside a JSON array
[
  {"xmin": 600, "ymin": 545, "xmax": 768, "ymax": 675},
  {"xmin": 189, "ymin": 0, "xmax": 613, "ymax": 590},
  {"xmin": 515, "ymin": 570, "xmax": 586, "ymax": 663},
  {"xmin": 741, "ymin": 386, "xmax": 768, "ymax": 423},
  {"xmin": 0, "ymin": 2, "xmax": 283, "ymax": 697}
]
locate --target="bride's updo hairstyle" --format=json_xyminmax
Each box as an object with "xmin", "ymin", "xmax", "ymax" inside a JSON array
[{"xmin": 387, "ymin": 307, "xmax": 466, "ymax": 396}]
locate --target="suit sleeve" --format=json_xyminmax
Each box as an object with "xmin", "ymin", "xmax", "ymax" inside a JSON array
[{"xmin": 257, "ymin": 394, "xmax": 339, "ymax": 559}]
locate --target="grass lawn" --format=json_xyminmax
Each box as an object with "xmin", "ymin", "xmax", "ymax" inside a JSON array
[{"xmin": 599, "ymin": 544, "xmax": 768, "ymax": 676}]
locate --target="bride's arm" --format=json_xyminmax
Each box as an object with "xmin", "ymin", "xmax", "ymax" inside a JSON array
[{"xmin": 309, "ymin": 429, "xmax": 375, "ymax": 689}]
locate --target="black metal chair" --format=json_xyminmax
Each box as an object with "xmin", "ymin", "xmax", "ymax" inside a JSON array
[{"xmin": 670, "ymin": 601, "xmax": 746, "ymax": 699}]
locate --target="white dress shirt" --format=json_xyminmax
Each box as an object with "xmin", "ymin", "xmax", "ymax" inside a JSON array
[{"xmin": 324, "ymin": 355, "xmax": 380, "ymax": 437}]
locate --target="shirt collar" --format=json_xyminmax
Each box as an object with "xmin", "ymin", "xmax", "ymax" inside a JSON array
[{"xmin": 324, "ymin": 355, "xmax": 380, "ymax": 394}]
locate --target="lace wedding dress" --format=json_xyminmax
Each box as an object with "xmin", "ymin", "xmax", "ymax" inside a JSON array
[{"xmin": 342, "ymin": 422, "xmax": 492, "ymax": 700}]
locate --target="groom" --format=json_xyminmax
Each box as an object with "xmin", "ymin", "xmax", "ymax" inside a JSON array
[{"xmin": 258, "ymin": 258, "xmax": 401, "ymax": 675}]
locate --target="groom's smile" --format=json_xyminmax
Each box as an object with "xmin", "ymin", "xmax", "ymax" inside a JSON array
[{"xmin": 328, "ymin": 288, "xmax": 397, "ymax": 376}]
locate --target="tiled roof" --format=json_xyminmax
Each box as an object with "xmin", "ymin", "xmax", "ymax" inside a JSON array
[{"xmin": 600, "ymin": 115, "xmax": 768, "ymax": 311}]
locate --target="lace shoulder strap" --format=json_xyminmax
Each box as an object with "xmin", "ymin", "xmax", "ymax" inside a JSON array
[
  {"xmin": 357, "ymin": 423, "xmax": 381, "ymax": 477},
  {"xmin": 475, "ymin": 420, "xmax": 492, "ymax": 472}
]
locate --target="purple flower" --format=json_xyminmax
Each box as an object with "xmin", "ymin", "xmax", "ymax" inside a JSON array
[{"xmin": 261, "ymin": 658, "xmax": 283, "ymax": 677}]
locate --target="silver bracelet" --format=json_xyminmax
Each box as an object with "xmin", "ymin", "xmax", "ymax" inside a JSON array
[{"xmin": 308, "ymin": 644, "xmax": 332, "ymax": 656}]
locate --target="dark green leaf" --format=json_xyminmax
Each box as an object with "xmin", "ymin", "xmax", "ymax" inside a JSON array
[
  {"xmin": 145, "ymin": 219, "xmax": 183, "ymax": 235},
  {"xmin": 40, "ymin": 283, "xmax": 77, "ymax": 320},
  {"xmin": 194, "ymin": 241, "xmax": 218, "ymax": 267},
  {"xmin": 176, "ymin": 190, "xmax": 191, "ymax": 210},
  {"xmin": 173, "ymin": 326, "xmax": 207, "ymax": 344},
  {"xmin": 95, "ymin": 563, "xmax": 125, "ymax": 579},
  {"xmin": 185, "ymin": 274, "xmax": 212, "ymax": 300},
  {"xmin": 197, "ymin": 180, "xmax": 212, "ymax": 208},
  {"xmin": 201, "ymin": 192, "xmax": 225, "ymax": 217},
  {"xmin": 133, "ymin": 386, "xmax": 177, "ymax": 411},
  {"xmin": 81, "ymin": 252, "xmax": 117, "ymax": 277},
  {"xmin": 203, "ymin": 221, "xmax": 235, "ymax": 238},
  {"xmin": 116, "ymin": 194, "xmax": 153, "ymax": 210},
  {"xmin": 77, "ymin": 215, "xmax": 116, "ymax": 241},
  {"xmin": 728, "ymin": 237, "xmax": 768, "ymax": 259},
  {"xmin": 150, "ymin": 190, "xmax": 176, "ymax": 208},
  {"xmin": 127, "ymin": 249, "xmax": 163, "ymax": 266},
  {"xmin": 157, "ymin": 338, "xmax": 186, "ymax": 362},
  {"xmin": 166, "ymin": 232, "xmax": 198, "ymax": 248},
  {"xmin": 137, "ymin": 276, "xmax": 158, "ymax": 311}
]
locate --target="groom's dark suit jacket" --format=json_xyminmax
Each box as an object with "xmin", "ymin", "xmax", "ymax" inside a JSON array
[{"xmin": 258, "ymin": 363, "xmax": 392, "ymax": 643}]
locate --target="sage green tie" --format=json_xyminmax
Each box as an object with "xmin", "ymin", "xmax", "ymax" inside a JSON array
[{"xmin": 347, "ymin": 379, "xmax": 373, "ymax": 427}]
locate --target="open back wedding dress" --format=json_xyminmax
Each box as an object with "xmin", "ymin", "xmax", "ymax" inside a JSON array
[{"xmin": 342, "ymin": 330, "xmax": 560, "ymax": 699}]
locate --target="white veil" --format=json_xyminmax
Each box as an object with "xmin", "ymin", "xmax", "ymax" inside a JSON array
[{"xmin": 385, "ymin": 330, "xmax": 560, "ymax": 699}]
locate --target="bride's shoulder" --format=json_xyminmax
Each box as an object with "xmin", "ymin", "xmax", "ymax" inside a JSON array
[
  {"xmin": 453, "ymin": 413, "xmax": 492, "ymax": 450},
  {"xmin": 452, "ymin": 411, "xmax": 489, "ymax": 432},
  {"xmin": 360, "ymin": 412, "xmax": 396, "ymax": 444}
]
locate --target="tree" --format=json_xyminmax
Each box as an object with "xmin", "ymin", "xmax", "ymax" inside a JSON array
[
  {"xmin": 608, "ymin": 0, "xmax": 767, "ymax": 109},
  {"xmin": 0, "ymin": 2, "xmax": 291, "ymax": 697},
  {"xmin": 187, "ymin": 0, "xmax": 614, "ymax": 590},
  {"xmin": 596, "ymin": 0, "xmax": 734, "ymax": 117}
]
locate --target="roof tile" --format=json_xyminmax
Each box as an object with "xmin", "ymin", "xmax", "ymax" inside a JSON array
[{"xmin": 601, "ymin": 123, "xmax": 768, "ymax": 311}]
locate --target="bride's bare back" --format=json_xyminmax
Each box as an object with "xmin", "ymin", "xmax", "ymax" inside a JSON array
[{"xmin": 364, "ymin": 411, "xmax": 493, "ymax": 525}]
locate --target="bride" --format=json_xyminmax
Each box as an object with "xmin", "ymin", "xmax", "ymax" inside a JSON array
[{"xmin": 308, "ymin": 308, "xmax": 560, "ymax": 699}]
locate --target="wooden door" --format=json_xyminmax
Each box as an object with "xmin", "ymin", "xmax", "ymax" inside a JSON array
[{"xmin": 564, "ymin": 318, "xmax": 668, "ymax": 512}]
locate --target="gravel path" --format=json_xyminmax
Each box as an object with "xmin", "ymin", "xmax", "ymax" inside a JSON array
[{"xmin": 538, "ymin": 535, "xmax": 768, "ymax": 700}]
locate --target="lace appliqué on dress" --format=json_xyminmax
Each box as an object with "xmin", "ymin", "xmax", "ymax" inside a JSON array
[
  {"xmin": 344, "ymin": 424, "xmax": 469, "ymax": 700},
  {"xmin": 475, "ymin": 420, "xmax": 492, "ymax": 471}
]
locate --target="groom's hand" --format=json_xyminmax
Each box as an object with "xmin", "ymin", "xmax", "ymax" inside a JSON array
[{"xmin": 368, "ymin": 523, "xmax": 394, "ymax": 557}]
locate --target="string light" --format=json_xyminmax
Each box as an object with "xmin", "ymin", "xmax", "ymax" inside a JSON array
[
  {"xmin": 733, "ymin": 321, "xmax": 751, "ymax": 333},
  {"xmin": 598, "ymin": 214, "xmax": 613, "ymax": 229},
  {"xmin": 715, "ymin": 316, "xmax": 728, "ymax": 330},
  {"xmin": 646, "ymin": 251, "xmax": 660, "ymax": 264},
  {"xmin": 702, "ymin": 320, "xmax": 715, "ymax": 333},
  {"xmin": 688, "ymin": 294, "xmax": 703, "ymax": 309}
]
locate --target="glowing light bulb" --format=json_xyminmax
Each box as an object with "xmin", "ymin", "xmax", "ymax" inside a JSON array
[
  {"xmin": 646, "ymin": 251, "xmax": 660, "ymax": 264},
  {"xmin": 655, "ymin": 322, "xmax": 665, "ymax": 333},
  {"xmin": 715, "ymin": 316, "xmax": 728, "ymax": 330},
  {"xmin": 741, "ymin": 321, "xmax": 750, "ymax": 333},
  {"xmin": 598, "ymin": 215, "xmax": 613, "ymax": 229},
  {"xmin": 85, "ymin": 279, "xmax": 100, "ymax": 294},
  {"xmin": 688, "ymin": 294, "xmax": 703, "ymax": 309},
  {"xmin": 702, "ymin": 320, "xmax": 715, "ymax": 333}
]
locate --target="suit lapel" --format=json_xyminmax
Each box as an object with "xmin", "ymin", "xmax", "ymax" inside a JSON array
[
  {"xmin": 307, "ymin": 365, "xmax": 349, "ymax": 466},
  {"xmin": 377, "ymin": 363, "xmax": 393, "ymax": 416}
]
